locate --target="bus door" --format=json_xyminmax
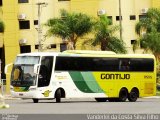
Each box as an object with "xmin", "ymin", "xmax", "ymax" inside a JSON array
[{"xmin": 38, "ymin": 56, "xmax": 53, "ymax": 87}]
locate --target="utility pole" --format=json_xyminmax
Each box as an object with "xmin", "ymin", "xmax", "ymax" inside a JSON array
[
  {"xmin": 36, "ymin": 2, "xmax": 48, "ymax": 52},
  {"xmin": 119, "ymin": 0, "xmax": 122, "ymax": 40}
]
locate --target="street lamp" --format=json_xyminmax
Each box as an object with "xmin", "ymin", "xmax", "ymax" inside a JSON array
[
  {"xmin": 36, "ymin": 2, "xmax": 48, "ymax": 52},
  {"xmin": 119, "ymin": 0, "xmax": 122, "ymax": 40}
]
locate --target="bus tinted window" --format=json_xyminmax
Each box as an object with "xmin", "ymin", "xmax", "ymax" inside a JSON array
[
  {"xmin": 119, "ymin": 59, "xmax": 130, "ymax": 71},
  {"xmin": 130, "ymin": 58, "xmax": 154, "ymax": 71},
  {"xmin": 55, "ymin": 57, "xmax": 154, "ymax": 72},
  {"xmin": 93, "ymin": 58, "xmax": 119, "ymax": 71},
  {"xmin": 38, "ymin": 56, "xmax": 53, "ymax": 87},
  {"xmin": 55, "ymin": 57, "xmax": 92, "ymax": 71},
  {"xmin": 55, "ymin": 57, "xmax": 119, "ymax": 71}
]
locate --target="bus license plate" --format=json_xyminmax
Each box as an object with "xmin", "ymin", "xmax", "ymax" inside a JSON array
[{"xmin": 19, "ymin": 93, "xmax": 23, "ymax": 96}]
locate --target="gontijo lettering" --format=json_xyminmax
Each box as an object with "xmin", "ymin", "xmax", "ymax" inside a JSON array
[{"xmin": 101, "ymin": 73, "xmax": 130, "ymax": 80}]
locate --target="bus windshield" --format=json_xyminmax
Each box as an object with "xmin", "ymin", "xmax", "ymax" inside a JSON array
[{"xmin": 11, "ymin": 56, "xmax": 40, "ymax": 87}]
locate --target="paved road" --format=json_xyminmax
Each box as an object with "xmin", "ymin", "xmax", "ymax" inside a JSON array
[
  {"xmin": 1, "ymin": 98, "xmax": 160, "ymax": 114},
  {"xmin": 0, "ymin": 98, "xmax": 160, "ymax": 120}
]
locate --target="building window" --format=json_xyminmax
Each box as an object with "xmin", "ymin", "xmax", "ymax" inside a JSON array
[
  {"xmin": 139, "ymin": 15, "xmax": 147, "ymax": 21},
  {"xmin": 35, "ymin": 45, "xmax": 39, "ymax": 49},
  {"xmin": 18, "ymin": 0, "xmax": 29, "ymax": 3},
  {"xmin": 130, "ymin": 15, "xmax": 136, "ymax": 20},
  {"xmin": 131, "ymin": 40, "xmax": 137, "ymax": 45},
  {"xmin": 58, "ymin": 0, "xmax": 70, "ymax": 1},
  {"xmin": 19, "ymin": 20, "xmax": 30, "ymax": 29},
  {"xmin": 116, "ymin": 16, "xmax": 122, "ymax": 21},
  {"xmin": 0, "ymin": 0, "xmax": 2, "ymax": 6},
  {"xmin": 107, "ymin": 16, "xmax": 113, "ymax": 25},
  {"xmin": 20, "ymin": 45, "xmax": 31, "ymax": 53},
  {"xmin": 60, "ymin": 43, "xmax": 67, "ymax": 52},
  {"xmin": 51, "ymin": 44, "xmax": 56, "ymax": 48},
  {"xmin": 34, "ymin": 20, "xmax": 38, "ymax": 25},
  {"xmin": 35, "ymin": 44, "xmax": 56, "ymax": 49}
]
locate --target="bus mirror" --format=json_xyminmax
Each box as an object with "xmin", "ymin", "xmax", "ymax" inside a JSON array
[
  {"xmin": 5, "ymin": 63, "xmax": 13, "ymax": 74},
  {"xmin": 34, "ymin": 64, "xmax": 40, "ymax": 74}
]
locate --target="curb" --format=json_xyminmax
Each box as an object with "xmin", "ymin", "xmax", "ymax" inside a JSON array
[
  {"xmin": 0, "ymin": 104, "xmax": 10, "ymax": 109},
  {"xmin": 4, "ymin": 95, "xmax": 21, "ymax": 100},
  {"xmin": 143, "ymin": 96, "xmax": 160, "ymax": 99}
]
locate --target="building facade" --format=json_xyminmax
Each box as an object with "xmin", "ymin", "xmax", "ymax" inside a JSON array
[{"xmin": 0, "ymin": 0, "xmax": 159, "ymax": 93}]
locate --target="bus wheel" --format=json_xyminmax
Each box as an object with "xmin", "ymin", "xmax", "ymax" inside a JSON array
[
  {"xmin": 33, "ymin": 99, "xmax": 39, "ymax": 103},
  {"xmin": 95, "ymin": 98, "xmax": 107, "ymax": 102},
  {"xmin": 55, "ymin": 89, "xmax": 61, "ymax": 103},
  {"xmin": 128, "ymin": 89, "xmax": 139, "ymax": 102},
  {"xmin": 118, "ymin": 88, "xmax": 128, "ymax": 102}
]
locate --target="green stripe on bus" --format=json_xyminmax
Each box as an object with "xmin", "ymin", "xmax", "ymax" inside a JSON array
[
  {"xmin": 69, "ymin": 71, "xmax": 94, "ymax": 93},
  {"xmin": 13, "ymin": 87, "xmax": 29, "ymax": 92},
  {"xmin": 81, "ymin": 72, "xmax": 104, "ymax": 93}
]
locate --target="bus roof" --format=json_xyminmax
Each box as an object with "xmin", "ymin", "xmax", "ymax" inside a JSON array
[
  {"xmin": 63, "ymin": 50, "xmax": 116, "ymax": 55},
  {"xmin": 60, "ymin": 50, "xmax": 155, "ymax": 59},
  {"xmin": 17, "ymin": 52, "xmax": 59, "ymax": 56},
  {"xmin": 16, "ymin": 51, "xmax": 155, "ymax": 59}
]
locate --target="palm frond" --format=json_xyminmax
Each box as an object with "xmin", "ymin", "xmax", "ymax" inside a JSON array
[
  {"xmin": 81, "ymin": 38, "xmax": 94, "ymax": 49},
  {"xmin": 134, "ymin": 8, "xmax": 160, "ymax": 58},
  {"xmin": 108, "ymin": 37, "xmax": 127, "ymax": 54}
]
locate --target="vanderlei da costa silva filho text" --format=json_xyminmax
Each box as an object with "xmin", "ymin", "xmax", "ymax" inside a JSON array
[{"xmin": 87, "ymin": 114, "xmax": 159, "ymax": 120}]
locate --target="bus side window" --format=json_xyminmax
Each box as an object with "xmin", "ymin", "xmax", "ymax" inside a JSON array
[{"xmin": 119, "ymin": 59, "xmax": 130, "ymax": 71}]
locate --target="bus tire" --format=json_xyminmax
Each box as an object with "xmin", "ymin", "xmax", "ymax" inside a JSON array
[
  {"xmin": 95, "ymin": 98, "xmax": 107, "ymax": 102},
  {"xmin": 118, "ymin": 88, "xmax": 128, "ymax": 102},
  {"xmin": 33, "ymin": 99, "xmax": 39, "ymax": 103},
  {"xmin": 55, "ymin": 89, "xmax": 61, "ymax": 103},
  {"xmin": 128, "ymin": 89, "xmax": 139, "ymax": 102}
]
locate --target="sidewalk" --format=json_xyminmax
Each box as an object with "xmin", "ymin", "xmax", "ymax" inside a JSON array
[
  {"xmin": 3, "ymin": 94, "xmax": 21, "ymax": 100},
  {"xmin": 143, "ymin": 96, "xmax": 160, "ymax": 99},
  {"xmin": 0, "ymin": 94, "xmax": 10, "ymax": 109}
]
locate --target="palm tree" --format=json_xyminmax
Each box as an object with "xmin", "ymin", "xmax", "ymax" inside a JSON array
[
  {"xmin": 45, "ymin": 10, "xmax": 94, "ymax": 50},
  {"xmin": 134, "ymin": 8, "xmax": 160, "ymax": 59},
  {"xmin": 83, "ymin": 15, "xmax": 126, "ymax": 53}
]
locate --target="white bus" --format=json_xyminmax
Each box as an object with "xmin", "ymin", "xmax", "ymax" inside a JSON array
[{"xmin": 8, "ymin": 50, "xmax": 156, "ymax": 103}]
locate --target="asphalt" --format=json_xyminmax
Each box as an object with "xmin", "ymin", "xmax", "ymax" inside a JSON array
[{"xmin": 2, "ymin": 94, "xmax": 160, "ymax": 100}]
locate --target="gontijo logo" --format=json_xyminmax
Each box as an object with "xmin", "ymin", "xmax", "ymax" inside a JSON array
[
  {"xmin": 42, "ymin": 90, "xmax": 52, "ymax": 97},
  {"xmin": 101, "ymin": 73, "xmax": 130, "ymax": 80}
]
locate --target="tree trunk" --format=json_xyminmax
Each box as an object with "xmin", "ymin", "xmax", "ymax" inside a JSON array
[
  {"xmin": 101, "ymin": 39, "xmax": 108, "ymax": 51},
  {"xmin": 67, "ymin": 34, "xmax": 76, "ymax": 50},
  {"xmin": 67, "ymin": 41, "xmax": 74, "ymax": 50},
  {"xmin": 154, "ymin": 53, "xmax": 160, "ymax": 62}
]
